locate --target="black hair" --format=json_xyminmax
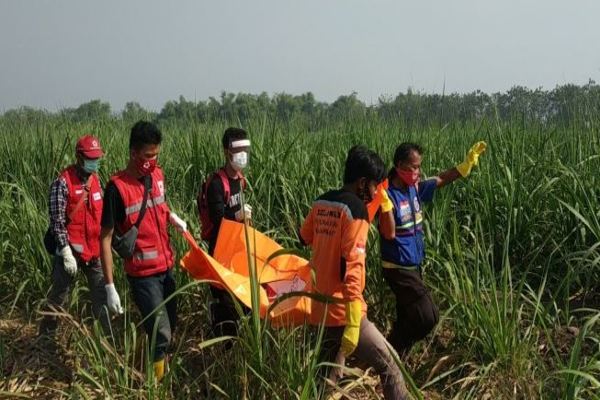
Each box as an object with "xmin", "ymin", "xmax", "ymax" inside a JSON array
[
  {"xmin": 393, "ymin": 142, "xmax": 423, "ymax": 165},
  {"xmin": 389, "ymin": 142, "xmax": 423, "ymax": 178},
  {"xmin": 222, "ymin": 127, "xmax": 248, "ymax": 149},
  {"xmin": 343, "ymin": 145, "xmax": 386, "ymax": 185},
  {"xmin": 129, "ymin": 120, "xmax": 162, "ymax": 150}
]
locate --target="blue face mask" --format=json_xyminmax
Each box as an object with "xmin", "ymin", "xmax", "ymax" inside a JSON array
[{"xmin": 83, "ymin": 158, "xmax": 100, "ymax": 173}]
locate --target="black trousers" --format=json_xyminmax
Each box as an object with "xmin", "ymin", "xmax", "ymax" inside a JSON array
[
  {"xmin": 209, "ymin": 286, "xmax": 250, "ymax": 338},
  {"xmin": 382, "ymin": 267, "xmax": 439, "ymax": 356},
  {"xmin": 127, "ymin": 268, "xmax": 177, "ymax": 362}
]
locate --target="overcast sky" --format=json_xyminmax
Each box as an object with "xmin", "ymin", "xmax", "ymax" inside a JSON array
[{"xmin": 1, "ymin": 0, "xmax": 599, "ymax": 111}]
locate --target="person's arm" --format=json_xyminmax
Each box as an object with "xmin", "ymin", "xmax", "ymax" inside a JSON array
[
  {"xmin": 49, "ymin": 177, "xmax": 78, "ymax": 275},
  {"xmin": 340, "ymin": 218, "xmax": 368, "ymax": 303},
  {"xmin": 378, "ymin": 189, "xmax": 395, "ymax": 240},
  {"xmin": 432, "ymin": 167, "xmax": 462, "ymax": 188},
  {"xmin": 100, "ymin": 226, "xmax": 115, "ymax": 283},
  {"xmin": 298, "ymin": 208, "xmax": 315, "ymax": 246},
  {"xmin": 49, "ymin": 177, "xmax": 69, "ymax": 250},
  {"xmin": 339, "ymin": 216, "xmax": 369, "ymax": 356},
  {"xmin": 100, "ymin": 182, "xmax": 124, "ymax": 314},
  {"xmin": 100, "ymin": 182, "xmax": 120, "ymax": 284},
  {"xmin": 207, "ymin": 176, "xmax": 226, "ymax": 227}
]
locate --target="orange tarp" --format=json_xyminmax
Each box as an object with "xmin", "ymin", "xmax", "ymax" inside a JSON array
[
  {"xmin": 366, "ymin": 179, "xmax": 389, "ymax": 222},
  {"xmin": 180, "ymin": 182, "xmax": 386, "ymax": 326},
  {"xmin": 179, "ymin": 220, "xmax": 312, "ymax": 325}
]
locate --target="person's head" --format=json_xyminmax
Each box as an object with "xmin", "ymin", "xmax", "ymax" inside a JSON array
[
  {"xmin": 343, "ymin": 145, "xmax": 386, "ymax": 203},
  {"xmin": 129, "ymin": 120, "xmax": 162, "ymax": 176},
  {"xmin": 75, "ymin": 134, "xmax": 104, "ymax": 174},
  {"xmin": 392, "ymin": 142, "xmax": 423, "ymax": 186},
  {"xmin": 222, "ymin": 127, "xmax": 250, "ymax": 172}
]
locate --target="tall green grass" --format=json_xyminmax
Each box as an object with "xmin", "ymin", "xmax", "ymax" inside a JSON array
[{"xmin": 0, "ymin": 111, "xmax": 598, "ymax": 398}]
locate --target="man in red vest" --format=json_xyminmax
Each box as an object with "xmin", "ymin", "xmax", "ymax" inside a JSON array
[
  {"xmin": 39, "ymin": 135, "xmax": 110, "ymax": 337},
  {"xmin": 100, "ymin": 121, "xmax": 187, "ymax": 381}
]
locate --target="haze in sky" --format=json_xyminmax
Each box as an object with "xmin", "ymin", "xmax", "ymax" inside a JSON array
[{"xmin": 1, "ymin": 0, "xmax": 599, "ymax": 111}]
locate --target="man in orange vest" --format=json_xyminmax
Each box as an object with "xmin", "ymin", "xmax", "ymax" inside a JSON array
[
  {"xmin": 39, "ymin": 135, "xmax": 110, "ymax": 338},
  {"xmin": 100, "ymin": 121, "xmax": 187, "ymax": 380},
  {"xmin": 300, "ymin": 146, "xmax": 408, "ymax": 399}
]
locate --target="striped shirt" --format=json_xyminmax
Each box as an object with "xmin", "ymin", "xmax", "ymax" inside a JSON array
[
  {"xmin": 49, "ymin": 176, "xmax": 69, "ymax": 250},
  {"xmin": 48, "ymin": 167, "xmax": 93, "ymax": 250}
]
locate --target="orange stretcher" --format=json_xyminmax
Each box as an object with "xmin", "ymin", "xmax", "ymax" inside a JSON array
[
  {"xmin": 180, "ymin": 220, "xmax": 312, "ymax": 326},
  {"xmin": 179, "ymin": 181, "xmax": 386, "ymax": 326}
]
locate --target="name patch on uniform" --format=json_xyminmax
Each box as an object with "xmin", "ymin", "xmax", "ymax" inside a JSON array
[
  {"xmin": 75, "ymin": 189, "xmax": 83, "ymax": 195},
  {"xmin": 354, "ymin": 242, "xmax": 366, "ymax": 255},
  {"xmin": 92, "ymin": 192, "xmax": 102, "ymax": 201},
  {"xmin": 413, "ymin": 197, "xmax": 420, "ymax": 212}
]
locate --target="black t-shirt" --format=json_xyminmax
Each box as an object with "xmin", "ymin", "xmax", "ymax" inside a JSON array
[
  {"xmin": 206, "ymin": 172, "xmax": 243, "ymax": 254},
  {"xmin": 101, "ymin": 176, "xmax": 150, "ymax": 232}
]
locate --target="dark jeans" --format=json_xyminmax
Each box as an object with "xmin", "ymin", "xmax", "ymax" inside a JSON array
[
  {"xmin": 382, "ymin": 267, "xmax": 439, "ymax": 356},
  {"xmin": 319, "ymin": 318, "xmax": 409, "ymax": 400},
  {"xmin": 127, "ymin": 268, "xmax": 177, "ymax": 362},
  {"xmin": 39, "ymin": 256, "xmax": 110, "ymax": 335},
  {"xmin": 209, "ymin": 286, "xmax": 249, "ymax": 338}
]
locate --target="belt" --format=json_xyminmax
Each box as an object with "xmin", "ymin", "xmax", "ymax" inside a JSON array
[{"xmin": 381, "ymin": 261, "xmax": 419, "ymax": 271}]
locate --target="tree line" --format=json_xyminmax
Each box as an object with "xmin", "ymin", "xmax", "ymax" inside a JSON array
[{"xmin": 2, "ymin": 80, "xmax": 599, "ymax": 129}]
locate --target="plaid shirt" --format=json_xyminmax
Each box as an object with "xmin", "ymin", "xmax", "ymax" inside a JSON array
[{"xmin": 49, "ymin": 176, "xmax": 69, "ymax": 250}]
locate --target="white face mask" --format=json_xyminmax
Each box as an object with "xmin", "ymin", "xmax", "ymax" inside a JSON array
[{"xmin": 231, "ymin": 151, "xmax": 248, "ymax": 171}]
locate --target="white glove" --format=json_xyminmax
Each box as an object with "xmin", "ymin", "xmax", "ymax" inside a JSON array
[
  {"xmin": 169, "ymin": 212, "xmax": 187, "ymax": 232},
  {"xmin": 60, "ymin": 246, "xmax": 78, "ymax": 276},
  {"xmin": 235, "ymin": 204, "xmax": 252, "ymax": 222},
  {"xmin": 105, "ymin": 283, "xmax": 124, "ymax": 314}
]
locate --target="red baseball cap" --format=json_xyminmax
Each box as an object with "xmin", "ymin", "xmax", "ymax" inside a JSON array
[{"xmin": 76, "ymin": 135, "xmax": 104, "ymax": 158}]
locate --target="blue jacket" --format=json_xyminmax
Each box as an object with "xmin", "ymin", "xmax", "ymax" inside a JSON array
[{"xmin": 380, "ymin": 179, "xmax": 436, "ymax": 267}]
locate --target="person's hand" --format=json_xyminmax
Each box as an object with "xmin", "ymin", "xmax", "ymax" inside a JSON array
[
  {"xmin": 340, "ymin": 300, "xmax": 362, "ymax": 356},
  {"xmin": 456, "ymin": 141, "xmax": 487, "ymax": 177},
  {"xmin": 60, "ymin": 246, "xmax": 78, "ymax": 276},
  {"xmin": 169, "ymin": 212, "xmax": 187, "ymax": 233},
  {"xmin": 105, "ymin": 283, "xmax": 124, "ymax": 314},
  {"xmin": 380, "ymin": 189, "xmax": 393, "ymax": 213},
  {"xmin": 235, "ymin": 204, "xmax": 252, "ymax": 221}
]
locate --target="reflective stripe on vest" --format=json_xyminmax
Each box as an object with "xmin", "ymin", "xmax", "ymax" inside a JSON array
[
  {"xmin": 396, "ymin": 213, "xmax": 423, "ymax": 231},
  {"xmin": 134, "ymin": 250, "xmax": 159, "ymax": 261},
  {"xmin": 124, "ymin": 195, "xmax": 166, "ymax": 216},
  {"xmin": 71, "ymin": 243, "xmax": 84, "ymax": 253}
]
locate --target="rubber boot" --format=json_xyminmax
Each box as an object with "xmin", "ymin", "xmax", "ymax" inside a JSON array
[{"xmin": 153, "ymin": 359, "xmax": 165, "ymax": 381}]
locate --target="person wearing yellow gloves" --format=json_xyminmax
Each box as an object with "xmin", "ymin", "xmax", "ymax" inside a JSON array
[
  {"xmin": 378, "ymin": 141, "xmax": 487, "ymax": 357},
  {"xmin": 300, "ymin": 146, "xmax": 408, "ymax": 399}
]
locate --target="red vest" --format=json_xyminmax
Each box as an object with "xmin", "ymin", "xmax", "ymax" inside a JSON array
[
  {"xmin": 111, "ymin": 167, "xmax": 174, "ymax": 277},
  {"xmin": 61, "ymin": 166, "xmax": 103, "ymax": 262}
]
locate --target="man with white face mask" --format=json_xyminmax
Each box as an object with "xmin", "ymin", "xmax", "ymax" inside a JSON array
[{"xmin": 197, "ymin": 127, "xmax": 251, "ymax": 340}]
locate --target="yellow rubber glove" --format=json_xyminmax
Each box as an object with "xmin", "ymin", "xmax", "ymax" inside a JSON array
[
  {"xmin": 153, "ymin": 359, "xmax": 165, "ymax": 381},
  {"xmin": 456, "ymin": 141, "xmax": 487, "ymax": 177},
  {"xmin": 380, "ymin": 188, "xmax": 394, "ymax": 213},
  {"xmin": 340, "ymin": 300, "xmax": 362, "ymax": 356}
]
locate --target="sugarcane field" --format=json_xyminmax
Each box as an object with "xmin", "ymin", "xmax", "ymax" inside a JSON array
[{"xmin": 0, "ymin": 2, "xmax": 599, "ymax": 400}]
